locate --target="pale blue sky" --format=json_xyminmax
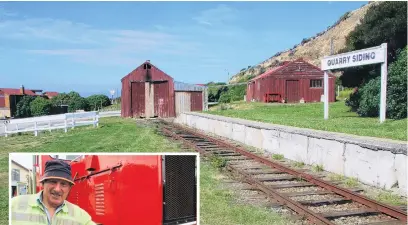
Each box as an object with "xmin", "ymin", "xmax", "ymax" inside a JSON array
[{"xmin": 0, "ymin": 1, "xmax": 367, "ymax": 97}]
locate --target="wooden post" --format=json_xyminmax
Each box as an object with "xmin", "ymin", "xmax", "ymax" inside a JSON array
[
  {"xmin": 48, "ymin": 120, "xmax": 51, "ymax": 132},
  {"xmin": 64, "ymin": 119, "xmax": 68, "ymax": 133},
  {"xmin": 34, "ymin": 122, "xmax": 38, "ymax": 137},
  {"xmin": 93, "ymin": 113, "xmax": 96, "ymax": 128},
  {"xmin": 4, "ymin": 122, "xmax": 7, "ymax": 137},
  {"xmin": 71, "ymin": 113, "xmax": 75, "ymax": 129}
]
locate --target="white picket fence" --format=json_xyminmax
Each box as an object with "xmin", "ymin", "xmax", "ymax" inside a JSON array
[{"xmin": 3, "ymin": 111, "xmax": 99, "ymax": 137}]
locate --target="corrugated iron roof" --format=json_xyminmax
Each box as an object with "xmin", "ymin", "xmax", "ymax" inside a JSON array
[
  {"xmin": 250, "ymin": 65, "xmax": 286, "ymax": 81},
  {"xmin": 250, "ymin": 58, "xmax": 330, "ymax": 82},
  {"xmin": 44, "ymin": 91, "xmax": 59, "ymax": 97},
  {"xmin": 0, "ymin": 88, "xmax": 37, "ymax": 96},
  {"xmin": 174, "ymin": 81, "xmax": 206, "ymax": 91}
]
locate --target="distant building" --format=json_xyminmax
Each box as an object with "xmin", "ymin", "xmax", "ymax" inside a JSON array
[
  {"xmin": 43, "ymin": 91, "xmax": 59, "ymax": 99},
  {"xmin": 11, "ymin": 160, "xmax": 32, "ymax": 197},
  {"xmin": 246, "ymin": 58, "xmax": 336, "ymax": 103},
  {"xmin": 0, "ymin": 85, "xmax": 59, "ymax": 118}
]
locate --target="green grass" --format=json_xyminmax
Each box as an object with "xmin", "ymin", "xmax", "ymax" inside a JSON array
[
  {"xmin": 99, "ymin": 103, "xmax": 121, "ymax": 112},
  {"xmin": 336, "ymin": 88, "xmax": 354, "ymax": 101},
  {"xmin": 328, "ymin": 174, "xmax": 345, "ymax": 182},
  {"xmin": 0, "ymin": 117, "xmax": 182, "ymax": 224},
  {"xmin": 292, "ymin": 161, "xmax": 305, "ymax": 168},
  {"xmin": 272, "ymin": 154, "xmax": 284, "ymax": 160},
  {"xmin": 373, "ymin": 191, "xmax": 407, "ymax": 206},
  {"xmin": 344, "ymin": 177, "xmax": 359, "ymax": 188},
  {"xmin": 1, "ymin": 117, "xmax": 290, "ymax": 225},
  {"xmin": 200, "ymin": 163, "xmax": 290, "ymax": 225},
  {"xmin": 204, "ymin": 101, "xmax": 407, "ymax": 141},
  {"xmin": 312, "ymin": 164, "xmax": 324, "ymax": 172}
]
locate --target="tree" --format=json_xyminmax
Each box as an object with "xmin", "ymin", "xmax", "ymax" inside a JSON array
[
  {"xmin": 30, "ymin": 97, "xmax": 52, "ymax": 116},
  {"xmin": 339, "ymin": 1, "xmax": 407, "ymax": 87},
  {"xmin": 68, "ymin": 96, "xmax": 89, "ymax": 112},
  {"xmin": 50, "ymin": 93, "xmax": 70, "ymax": 107},
  {"xmin": 86, "ymin": 94, "xmax": 111, "ymax": 110},
  {"xmin": 67, "ymin": 91, "xmax": 81, "ymax": 99},
  {"xmin": 15, "ymin": 96, "xmax": 35, "ymax": 118}
]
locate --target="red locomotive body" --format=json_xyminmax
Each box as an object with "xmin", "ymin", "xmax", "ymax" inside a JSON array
[{"xmin": 35, "ymin": 155, "xmax": 197, "ymax": 225}]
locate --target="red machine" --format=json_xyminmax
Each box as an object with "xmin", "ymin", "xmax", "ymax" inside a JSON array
[{"xmin": 35, "ymin": 155, "xmax": 197, "ymax": 225}]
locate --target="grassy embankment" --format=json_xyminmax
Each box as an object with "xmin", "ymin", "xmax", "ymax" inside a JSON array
[
  {"xmin": 0, "ymin": 117, "xmax": 289, "ymax": 225},
  {"xmin": 206, "ymin": 101, "xmax": 407, "ymax": 141}
]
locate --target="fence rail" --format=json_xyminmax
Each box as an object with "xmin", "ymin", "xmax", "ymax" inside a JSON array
[{"xmin": 3, "ymin": 111, "xmax": 99, "ymax": 137}]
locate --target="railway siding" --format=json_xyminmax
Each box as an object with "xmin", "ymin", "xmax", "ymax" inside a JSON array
[{"xmin": 173, "ymin": 112, "xmax": 407, "ymax": 196}]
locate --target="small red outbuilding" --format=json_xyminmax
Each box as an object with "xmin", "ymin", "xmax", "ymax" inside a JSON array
[
  {"xmin": 246, "ymin": 58, "xmax": 336, "ymax": 103},
  {"xmin": 121, "ymin": 60, "xmax": 175, "ymax": 118}
]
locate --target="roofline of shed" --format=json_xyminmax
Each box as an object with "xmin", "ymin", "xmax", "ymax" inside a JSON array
[
  {"xmin": 249, "ymin": 58, "xmax": 335, "ymax": 83},
  {"xmin": 121, "ymin": 60, "xmax": 174, "ymax": 82}
]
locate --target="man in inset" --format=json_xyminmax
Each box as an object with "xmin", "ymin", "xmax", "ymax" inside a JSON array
[{"xmin": 11, "ymin": 159, "xmax": 96, "ymax": 225}]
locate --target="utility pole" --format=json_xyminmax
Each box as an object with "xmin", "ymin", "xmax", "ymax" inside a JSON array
[
  {"xmin": 109, "ymin": 89, "xmax": 115, "ymax": 105},
  {"xmin": 225, "ymin": 69, "xmax": 230, "ymax": 84}
]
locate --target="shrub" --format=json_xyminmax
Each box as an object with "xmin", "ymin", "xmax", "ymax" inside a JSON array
[
  {"xmin": 345, "ymin": 88, "xmax": 360, "ymax": 112},
  {"xmin": 356, "ymin": 77, "xmax": 381, "ymax": 117},
  {"xmin": 338, "ymin": 11, "xmax": 350, "ymax": 23},
  {"xmin": 346, "ymin": 46, "xmax": 407, "ymax": 119},
  {"xmin": 301, "ymin": 38, "xmax": 310, "ymax": 45},
  {"xmin": 386, "ymin": 47, "xmax": 407, "ymax": 119},
  {"xmin": 15, "ymin": 96, "xmax": 35, "ymax": 118},
  {"xmin": 30, "ymin": 97, "xmax": 52, "ymax": 116},
  {"xmin": 218, "ymin": 92, "xmax": 231, "ymax": 103}
]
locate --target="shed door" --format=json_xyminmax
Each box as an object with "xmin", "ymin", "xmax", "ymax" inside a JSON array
[
  {"xmin": 190, "ymin": 92, "xmax": 203, "ymax": 111},
  {"xmin": 285, "ymin": 80, "xmax": 300, "ymax": 103},
  {"xmin": 154, "ymin": 81, "xmax": 169, "ymax": 117},
  {"xmin": 175, "ymin": 92, "xmax": 191, "ymax": 115},
  {"xmin": 131, "ymin": 82, "xmax": 145, "ymax": 117}
]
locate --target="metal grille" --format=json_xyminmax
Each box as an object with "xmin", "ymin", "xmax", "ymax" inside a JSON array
[
  {"xmin": 95, "ymin": 183, "xmax": 105, "ymax": 216},
  {"xmin": 163, "ymin": 155, "xmax": 196, "ymax": 224}
]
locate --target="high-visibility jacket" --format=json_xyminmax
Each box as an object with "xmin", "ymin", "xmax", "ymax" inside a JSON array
[{"xmin": 11, "ymin": 192, "xmax": 96, "ymax": 225}]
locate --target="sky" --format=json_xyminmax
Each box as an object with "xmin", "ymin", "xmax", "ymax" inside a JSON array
[{"xmin": 0, "ymin": 1, "xmax": 367, "ymax": 97}]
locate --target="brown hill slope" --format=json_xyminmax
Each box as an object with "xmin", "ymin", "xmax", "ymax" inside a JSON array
[{"xmin": 230, "ymin": 1, "xmax": 381, "ymax": 84}]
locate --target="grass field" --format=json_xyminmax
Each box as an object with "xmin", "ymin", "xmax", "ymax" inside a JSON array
[
  {"xmin": 0, "ymin": 117, "xmax": 288, "ymax": 225},
  {"xmin": 100, "ymin": 103, "xmax": 121, "ymax": 111},
  {"xmin": 206, "ymin": 101, "xmax": 407, "ymax": 141}
]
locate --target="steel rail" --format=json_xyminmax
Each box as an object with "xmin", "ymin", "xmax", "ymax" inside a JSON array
[
  {"xmin": 160, "ymin": 126, "xmax": 334, "ymax": 224},
  {"xmin": 160, "ymin": 120, "xmax": 407, "ymax": 223}
]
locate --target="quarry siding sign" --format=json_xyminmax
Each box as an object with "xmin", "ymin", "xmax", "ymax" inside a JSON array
[
  {"xmin": 321, "ymin": 43, "xmax": 388, "ymax": 123},
  {"xmin": 322, "ymin": 45, "xmax": 386, "ymax": 70}
]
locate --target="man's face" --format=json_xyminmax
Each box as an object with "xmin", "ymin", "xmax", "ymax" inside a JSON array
[{"xmin": 43, "ymin": 179, "xmax": 71, "ymax": 208}]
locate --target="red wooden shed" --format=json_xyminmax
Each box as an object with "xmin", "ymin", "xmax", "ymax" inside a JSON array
[
  {"xmin": 246, "ymin": 58, "xmax": 336, "ymax": 103},
  {"xmin": 121, "ymin": 60, "xmax": 175, "ymax": 118}
]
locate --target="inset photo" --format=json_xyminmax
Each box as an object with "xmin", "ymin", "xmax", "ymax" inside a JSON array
[{"xmin": 9, "ymin": 153, "xmax": 199, "ymax": 225}]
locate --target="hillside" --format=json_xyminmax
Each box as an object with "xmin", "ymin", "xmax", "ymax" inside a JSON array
[{"xmin": 230, "ymin": 1, "xmax": 381, "ymax": 84}]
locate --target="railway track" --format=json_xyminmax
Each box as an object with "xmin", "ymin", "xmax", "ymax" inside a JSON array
[{"xmin": 153, "ymin": 119, "xmax": 407, "ymax": 225}]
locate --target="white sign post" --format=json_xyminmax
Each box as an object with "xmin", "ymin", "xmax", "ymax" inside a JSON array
[{"xmin": 321, "ymin": 43, "xmax": 388, "ymax": 123}]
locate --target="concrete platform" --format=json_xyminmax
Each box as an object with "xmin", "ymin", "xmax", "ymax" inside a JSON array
[{"xmin": 174, "ymin": 112, "xmax": 407, "ymax": 196}]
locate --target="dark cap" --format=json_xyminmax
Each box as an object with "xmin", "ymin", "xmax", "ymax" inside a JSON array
[{"xmin": 39, "ymin": 159, "xmax": 75, "ymax": 185}]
